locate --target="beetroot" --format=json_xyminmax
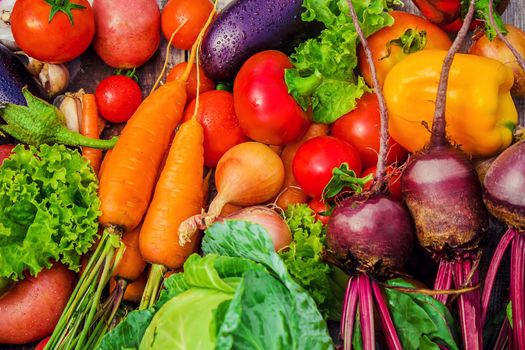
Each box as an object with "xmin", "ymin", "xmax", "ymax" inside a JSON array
[{"xmin": 399, "ymin": 0, "xmax": 487, "ymax": 348}]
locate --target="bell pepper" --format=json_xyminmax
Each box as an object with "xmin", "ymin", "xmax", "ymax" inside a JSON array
[{"xmin": 384, "ymin": 49, "xmax": 517, "ymax": 158}]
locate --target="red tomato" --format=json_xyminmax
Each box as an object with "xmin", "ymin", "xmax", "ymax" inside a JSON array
[
  {"xmin": 359, "ymin": 11, "xmax": 452, "ymax": 87},
  {"xmin": 0, "ymin": 145, "xmax": 15, "ymax": 165},
  {"xmin": 161, "ymin": 0, "xmax": 213, "ymax": 50},
  {"xmin": 234, "ymin": 50, "xmax": 311, "ymax": 145},
  {"xmin": 362, "ymin": 166, "xmax": 403, "ymax": 201},
  {"xmin": 293, "ymin": 136, "xmax": 362, "ymax": 198},
  {"xmin": 167, "ymin": 62, "xmax": 216, "ymax": 103},
  {"xmin": 309, "ymin": 198, "xmax": 330, "ymax": 225},
  {"xmin": 11, "ymin": 0, "xmax": 94, "ymax": 63},
  {"xmin": 95, "ymin": 75, "xmax": 143, "ymax": 123},
  {"xmin": 183, "ymin": 90, "xmax": 248, "ymax": 167},
  {"xmin": 35, "ymin": 336, "xmax": 50, "ymax": 350},
  {"xmin": 331, "ymin": 93, "xmax": 408, "ymax": 169}
]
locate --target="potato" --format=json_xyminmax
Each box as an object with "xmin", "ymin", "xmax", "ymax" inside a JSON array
[
  {"xmin": 93, "ymin": 0, "xmax": 161, "ymax": 69},
  {"xmin": 0, "ymin": 264, "xmax": 76, "ymax": 344}
]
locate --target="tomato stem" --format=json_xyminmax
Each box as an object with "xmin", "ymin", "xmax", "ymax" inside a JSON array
[{"xmin": 45, "ymin": 0, "xmax": 86, "ymax": 25}]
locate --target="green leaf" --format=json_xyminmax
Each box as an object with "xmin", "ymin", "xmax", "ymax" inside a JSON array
[
  {"xmin": 286, "ymin": 0, "xmax": 394, "ymax": 123},
  {"xmin": 507, "ymin": 301, "xmax": 513, "ymax": 328},
  {"xmin": 0, "ymin": 144, "xmax": 100, "ymax": 280},
  {"xmin": 202, "ymin": 220, "xmax": 334, "ymax": 349},
  {"xmin": 279, "ymin": 204, "xmax": 345, "ymax": 320},
  {"xmin": 322, "ymin": 163, "xmax": 374, "ymax": 200},
  {"xmin": 96, "ymin": 309, "xmax": 154, "ymax": 350},
  {"xmin": 384, "ymin": 279, "xmax": 460, "ymax": 350},
  {"xmin": 460, "ymin": 0, "xmax": 507, "ymax": 40}
]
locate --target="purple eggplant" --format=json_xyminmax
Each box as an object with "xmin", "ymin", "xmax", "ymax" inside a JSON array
[
  {"xmin": 200, "ymin": 0, "xmax": 320, "ymax": 81},
  {"xmin": 0, "ymin": 44, "xmax": 44, "ymax": 106}
]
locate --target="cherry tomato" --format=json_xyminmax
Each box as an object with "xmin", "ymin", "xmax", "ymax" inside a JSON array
[
  {"xmin": 183, "ymin": 90, "xmax": 248, "ymax": 167},
  {"xmin": 95, "ymin": 75, "xmax": 142, "ymax": 123},
  {"xmin": 293, "ymin": 136, "xmax": 362, "ymax": 198},
  {"xmin": 166, "ymin": 62, "xmax": 216, "ymax": 103},
  {"xmin": 35, "ymin": 336, "xmax": 50, "ymax": 350},
  {"xmin": 0, "ymin": 145, "xmax": 15, "ymax": 165},
  {"xmin": 161, "ymin": 0, "xmax": 213, "ymax": 50},
  {"xmin": 359, "ymin": 11, "xmax": 452, "ymax": 87},
  {"xmin": 234, "ymin": 50, "xmax": 311, "ymax": 145},
  {"xmin": 309, "ymin": 198, "xmax": 331, "ymax": 225},
  {"xmin": 331, "ymin": 93, "xmax": 408, "ymax": 169},
  {"xmin": 362, "ymin": 166, "xmax": 403, "ymax": 201},
  {"xmin": 11, "ymin": 0, "xmax": 94, "ymax": 63}
]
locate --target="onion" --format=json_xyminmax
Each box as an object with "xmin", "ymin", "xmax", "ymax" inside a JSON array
[
  {"xmin": 16, "ymin": 52, "xmax": 70, "ymax": 98},
  {"xmin": 220, "ymin": 206, "xmax": 292, "ymax": 252}
]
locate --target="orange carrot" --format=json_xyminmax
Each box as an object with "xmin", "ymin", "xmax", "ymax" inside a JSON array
[
  {"xmin": 113, "ymin": 226, "xmax": 146, "ymax": 282},
  {"xmin": 276, "ymin": 123, "xmax": 330, "ymax": 210},
  {"xmin": 81, "ymin": 94, "xmax": 102, "ymax": 173},
  {"xmin": 109, "ymin": 270, "xmax": 148, "ymax": 304}
]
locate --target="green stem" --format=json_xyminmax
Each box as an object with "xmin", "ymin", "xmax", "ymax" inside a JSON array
[
  {"xmin": 140, "ymin": 264, "xmax": 167, "ymax": 310},
  {"xmin": 54, "ymin": 128, "xmax": 118, "ymax": 149}
]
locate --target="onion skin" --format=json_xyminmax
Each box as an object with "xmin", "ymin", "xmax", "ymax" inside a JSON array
[
  {"xmin": 402, "ymin": 145, "xmax": 488, "ymax": 254},
  {"xmin": 327, "ymin": 194, "xmax": 414, "ymax": 276},
  {"xmin": 470, "ymin": 24, "xmax": 525, "ymax": 98},
  {"xmin": 483, "ymin": 140, "xmax": 525, "ymax": 229},
  {"xmin": 220, "ymin": 206, "xmax": 292, "ymax": 251}
]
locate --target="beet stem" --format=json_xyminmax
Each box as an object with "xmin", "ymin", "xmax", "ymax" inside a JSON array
[
  {"xmin": 488, "ymin": 0, "xmax": 525, "ymax": 73},
  {"xmin": 481, "ymin": 228, "xmax": 516, "ymax": 326},
  {"xmin": 358, "ymin": 274, "xmax": 376, "ymax": 350},
  {"xmin": 510, "ymin": 234, "xmax": 525, "ymax": 349},
  {"xmin": 434, "ymin": 260, "xmax": 453, "ymax": 304},
  {"xmin": 493, "ymin": 318, "xmax": 510, "ymax": 350},
  {"xmin": 453, "ymin": 259, "xmax": 483, "ymax": 350},
  {"xmin": 372, "ymin": 281, "xmax": 403, "ymax": 350},
  {"xmin": 345, "ymin": 0, "xmax": 389, "ymax": 187},
  {"xmin": 429, "ymin": 0, "xmax": 476, "ymax": 147},
  {"xmin": 342, "ymin": 277, "xmax": 358, "ymax": 350}
]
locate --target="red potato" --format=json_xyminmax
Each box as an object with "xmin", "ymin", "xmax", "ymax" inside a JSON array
[
  {"xmin": 0, "ymin": 144, "xmax": 15, "ymax": 165},
  {"xmin": 0, "ymin": 264, "xmax": 76, "ymax": 344},
  {"xmin": 93, "ymin": 0, "xmax": 161, "ymax": 69}
]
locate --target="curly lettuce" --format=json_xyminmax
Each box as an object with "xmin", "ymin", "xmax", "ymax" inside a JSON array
[
  {"xmin": 0, "ymin": 144, "xmax": 101, "ymax": 280},
  {"xmin": 285, "ymin": 0, "xmax": 396, "ymax": 123}
]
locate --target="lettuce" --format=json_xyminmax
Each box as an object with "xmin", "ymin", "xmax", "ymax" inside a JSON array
[
  {"xmin": 285, "ymin": 0, "xmax": 395, "ymax": 123},
  {"xmin": 0, "ymin": 144, "xmax": 100, "ymax": 280}
]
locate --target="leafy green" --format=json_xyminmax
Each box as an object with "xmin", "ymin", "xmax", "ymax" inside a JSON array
[
  {"xmin": 202, "ymin": 220, "xmax": 334, "ymax": 349},
  {"xmin": 279, "ymin": 204, "xmax": 345, "ymax": 320},
  {"xmin": 384, "ymin": 279, "xmax": 460, "ymax": 350},
  {"xmin": 507, "ymin": 301, "xmax": 513, "ymax": 328},
  {"xmin": 97, "ymin": 309, "xmax": 155, "ymax": 350},
  {"xmin": 461, "ymin": 0, "xmax": 507, "ymax": 40},
  {"xmin": 285, "ymin": 0, "xmax": 395, "ymax": 123},
  {"xmin": 0, "ymin": 144, "xmax": 100, "ymax": 280}
]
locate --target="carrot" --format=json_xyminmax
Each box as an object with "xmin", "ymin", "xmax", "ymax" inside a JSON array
[
  {"xmin": 46, "ymin": 12, "xmax": 217, "ymax": 350},
  {"xmin": 80, "ymin": 94, "xmax": 103, "ymax": 174},
  {"xmin": 113, "ymin": 226, "xmax": 146, "ymax": 282},
  {"xmin": 109, "ymin": 270, "xmax": 148, "ymax": 304},
  {"xmin": 276, "ymin": 123, "xmax": 330, "ymax": 210}
]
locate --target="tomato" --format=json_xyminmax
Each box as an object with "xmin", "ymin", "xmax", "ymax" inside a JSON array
[
  {"xmin": 35, "ymin": 336, "xmax": 50, "ymax": 350},
  {"xmin": 166, "ymin": 62, "xmax": 216, "ymax": 103},
  {"xmin": 11, "ymin": 0, "xmax": 95, "ymax": 63},
  {"xmin": 308, "ymin": 198, "xmax": 331, "ymax": 225},
  {"xmin": 95, "ymin": 75, "xmax": 143, "ymax": 123},
  {"xmin": 0, "ymin": 145, "xmax": 15, "ymax": 165},
  {"xmin": 183, "ymin": 90, "xmax": 248, "ymax": 167},
  {"xmin": 161, "ymin": 0, "xmax": 213, "ymax": 50},
  {"xmin": 234, "ymin": 51, "xmax": 311, "ymax": 145},
  {"xmin": 359, "ymin": 11, "xmax": 452, "ymax": 87},
  {"xmin": 362, "ymin": 166, "xmax": 403, "ymax": 201},
  {"xmin": 293, "ymin": 136, "xmax": 362, "ymax": 198},
  {"xmin": 331, "ymin": 93, "xmax": 408, "ymax": 169}
]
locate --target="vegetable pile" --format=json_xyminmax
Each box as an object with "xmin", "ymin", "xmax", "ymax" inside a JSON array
[{"xmin": 0, "ymin": 0, "xmax": 524, "ymax": 349}]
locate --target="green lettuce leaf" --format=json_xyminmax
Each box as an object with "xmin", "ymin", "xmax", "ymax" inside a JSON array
[
  {"xmin": 384, "ymin": 279, "xmax": 460, "ymax": 350},
  {"xmin": 202, "ymin": 220, "xmax": 334, "ymax": 349},
  {"xmin": 0, "ymin": 144, "xmax": 100, "ymax": 280},
  {"xmin": 279, "ymin": 204, "xmax": 345, "ymax": 320},
  {"xmin": 285, "ymin": 0, "xmax": 394, "ymax": 123},
  {"xmin": 97, "ymin": 309, "xmax": 155, "ymax": 350}
]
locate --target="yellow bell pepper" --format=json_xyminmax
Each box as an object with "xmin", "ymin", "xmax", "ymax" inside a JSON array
[{"xmin": 384, "ymin": 49, "xmax": 517, "ymax": 158}]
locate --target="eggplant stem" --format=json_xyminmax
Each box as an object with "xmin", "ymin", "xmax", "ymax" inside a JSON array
[
  {"xmin": 342, "ymin": 277, "xmax": 358, "ymax": 350},
  {"xmin": 481, "ymin": 228, "xmax": 516, "ymax": 326},
  {"xmin": 372, "ymin": 281, "xmax": 403, "ymax": 350},
  {"xmin": 358, "ymin": 274, "xmax": 375, "ymax": 350},
  {"xmin": 510, "ymin": 234, "xmax": 525, "ymax": 349},
  {"xmin": 434, "ymin": 260, "xmax": 453, "ymax": 304},
  {"xmin": 453, "ymin": 259, "xmax": 483, "ymax": 350},
  {"xmin": 429, "ymin": 0, "xmax": 476, "ymax": 147}
]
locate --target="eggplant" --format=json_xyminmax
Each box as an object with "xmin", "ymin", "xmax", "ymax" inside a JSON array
[
  {"xmin": 200, "ymin": 0, "xmax": 320, "ymax": 81},
  {"xmin": 0, "ymin": 44, "xmax": 44, "ymax": 105}
]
